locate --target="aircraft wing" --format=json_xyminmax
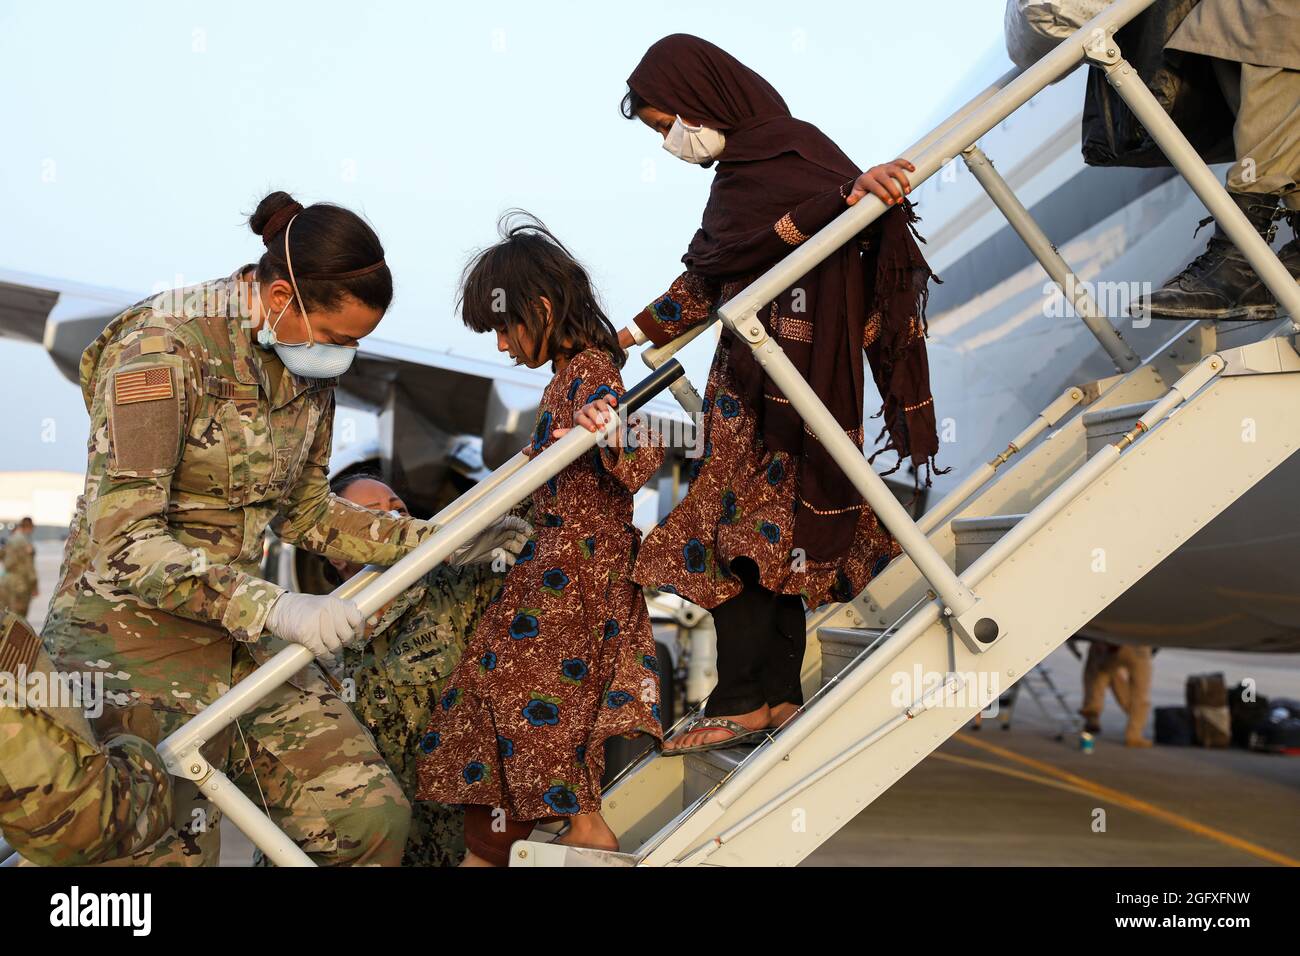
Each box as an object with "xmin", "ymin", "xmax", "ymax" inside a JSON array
[{"xmin": 0, "ymin": 269, "xmax": 693, "ymax": 517}]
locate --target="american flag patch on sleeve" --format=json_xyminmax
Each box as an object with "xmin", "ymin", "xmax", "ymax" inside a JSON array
[
  {"xmin": 114, "ymin": 366, "xmax": 174, "ymax": 405},
  {"xmin": 0, "ymin": 615, "xmax": 40, "ymax": 676}
]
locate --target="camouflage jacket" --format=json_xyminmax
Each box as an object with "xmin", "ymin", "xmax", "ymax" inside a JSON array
[
  {"xmin": 337, "ymin": 563, "xmax": 503, "ymax": 792},
  {"xmin": 43, "ymin": 273, "xmax": 434, "ymax": 708},
  {"xmin": 0, "ymin": 531, "xmax": 36, "ymax": 598},
  {"xmin": 0, "ymin": 611, "xmax": 173, "ymax": 865}
]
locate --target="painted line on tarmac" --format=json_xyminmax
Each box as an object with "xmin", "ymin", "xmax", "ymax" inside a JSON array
[{"xmin": 949, "ymin": 732, "xmax": 1300, "ymax": 867}]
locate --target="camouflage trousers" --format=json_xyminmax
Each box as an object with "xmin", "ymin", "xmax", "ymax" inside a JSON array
[
  {"xmin": 105, "ymin": 645, "xmax": 411, "ymax": 867},
  {"xmin": 344, "ymin": 661, "xmax": 465, "ymax": 867}
]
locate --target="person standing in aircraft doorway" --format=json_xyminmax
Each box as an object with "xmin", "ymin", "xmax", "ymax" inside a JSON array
[
  {"xmin": 614, "ymin": 35, "xmax": 945, "ymax": 754},
  {"xmin": 40, "ymin": 191, "xmax": 528, "ymax": 865},
  {"xmin": 1134, "ymin": 0, "xmax": 1300, "ymax": 320}
]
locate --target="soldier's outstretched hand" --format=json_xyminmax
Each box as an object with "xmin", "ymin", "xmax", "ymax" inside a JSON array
[{"xmin": 265, "ymin": 592, "xmax": 364, "ymax": 659}]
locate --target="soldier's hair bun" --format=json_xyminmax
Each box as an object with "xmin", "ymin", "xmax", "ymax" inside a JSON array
[
  {"xmin": 249, "ymin": 191, "xmax": 304, "ymax": 243},
  {"xmin": 249, "ymin": 190, "xmax": 393, "ymax": 314}
]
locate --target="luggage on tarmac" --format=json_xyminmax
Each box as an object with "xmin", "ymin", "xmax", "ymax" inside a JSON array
[
  {"xmin": 1154, "ymin": 705, "xmax": 1195, "ymax": 746},
  {"xmin": 1186, "ymin": 672, "xmax": 1231, "ymax": 748},
  {"xmin": 1247, "ymin": 699, "xmax": 1300, "ymax": 755},
  {"xmin": 1228, "ymin": 680, "xmax": 1270, "ymax": 749}
]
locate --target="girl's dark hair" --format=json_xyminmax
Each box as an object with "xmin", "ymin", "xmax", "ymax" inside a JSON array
[
  {"xmin": 249, "ymin": 190, "xmax": 393, "ymax": 313},
  {"xmin": 459, "ymin": 210, "xmax": 624, "ymax": 369},
  {"xmin": 620, "ymin": 86, "xmax": 649, "ymax": 120}
]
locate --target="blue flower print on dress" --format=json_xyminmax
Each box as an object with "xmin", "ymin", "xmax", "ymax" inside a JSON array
[
  {"xmin": 566, "ymin": 377, "xmax": 584, "ymax": 402},
  {"xmin": 575, "ymin": 744, "xmax": 587, "ymax": 765},
  {"xmin": 419, "ymin": 731, "xmax": 440, "ymax": 753},
  {"xmin": 683, "ymin": 538, "xmax": 708, "ymax": 573},
  {"xmin": 579, "ymin": 536, "xmax": 597, "ymax": 559},
  {"xmin": 523, "ymin": 695, "xmax": 561, "ymax": 727},
  {"xmin": 606, "ymin": 689, "xmax": 633, "ymax": 709},
  {"xmin": 642, "ymin": 653, "xmax": 659, "ymax": 673},
  {"xmin": 531, "ymin": 410, "xmax": 553, "ymax": 452},
  {"xmin": 440, "ymin": 687, "xmax": 460, "ymax": 711},
  {"xmin": 718, "ymin": 395, "xmax": 741, "ymax": 418},
  {"xmin": 652, "ymin": 295, "xmax": 683, "ymax": 326},
  {"xmin": 766, "ymin": 457, "xmax": 785, "ymax": 485},
  {"xmin": 585, "ymin": 384, "xmax": 617, "ymax": 406},
  {"xmin": 509, "ymin": 610, "xmax": 541, "ymax": 639},
  {"xmin": 602, "ymin": 619, "xmax": 620, "ymax": 640},
  {"xmin": 541, "ymin": 568, "xmax": 570, "ymax": 596},
  {"xmin": 479, "ymin": 650, "xmax": 497, "ymax": 672},
  {"xmin": 463, "ymin": 761, "xmax": 487, "ymax": 784},
  {"xmin": 515, "ymin": 539, "xmax": 536, "ymax": 563},
  {"xmin": 560, "ymin": 658, "xmax": 589, "ymax": 683},
  {"xmin": 497, "ymin": 735, "xmax": 515, "ymax": 758},
  {"xmin": 720, "ymin": 489, "xmax": 738, "ymax": 525},
  {"xmin": 758, "ymin": 521, "xmax": 781, "ymax": 544},
  {"xmin": 542, "ymin": 783, "xmax": 580, "ymax": 815}
]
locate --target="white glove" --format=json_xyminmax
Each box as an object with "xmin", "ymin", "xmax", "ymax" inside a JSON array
[
  {"xmin": 450, "ymin": 515, "xmax": 533, "ymax": 569},
  {"xmin": 265, "ymin": 592, "xmax": 363, "ymax": 660}
]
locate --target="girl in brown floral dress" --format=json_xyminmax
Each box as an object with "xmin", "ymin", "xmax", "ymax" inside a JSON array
[
  {"xmin": 617, "ymin": 35, "xmax": 943, "ymax": 752},
  {"xmin": 416, "ymin": 215, "xmax": 664, "ymax": 864}
]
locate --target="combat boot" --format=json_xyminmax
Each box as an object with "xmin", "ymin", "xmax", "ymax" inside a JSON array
[{"xmin": 1135, "ymin": 191, "xmax": 1282, "ymax": 321}]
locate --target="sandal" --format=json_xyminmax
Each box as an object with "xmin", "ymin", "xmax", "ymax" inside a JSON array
[{"xmin": 660, "ymin": 717, "xmax": 774, "ymax": 756}]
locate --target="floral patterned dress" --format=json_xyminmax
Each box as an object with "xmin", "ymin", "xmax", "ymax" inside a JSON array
[
  {"xmin": 632, "ymin": 313, "xmax": 898, "ymax": 612},
  {"xmin": 631, "ymin": 250, "xmax": 901, "ymax": 611},
  {"xmin": 415, "ymin": 348, "xmax": 664, "ymax": 821}
]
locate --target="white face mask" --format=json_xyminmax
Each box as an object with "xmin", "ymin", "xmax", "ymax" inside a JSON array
[
  {"xmin": 662, "ymin": 116, "xmax": 726, "ymax": 165},
  {"xmin": 255, "ymin": 215, "xmax": 358, "ymax": 379}
]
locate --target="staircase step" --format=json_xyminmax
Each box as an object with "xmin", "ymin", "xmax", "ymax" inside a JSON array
[
  {"xmin": 1081, "ymin": 400, "xmax": 1157, "ymax": 458},
  {"xmin": 683, "ymin": 747, "xmax": 747, "ymax": 803},
  {"xmin": 950, "ymin": 514, "xmax": 1025, "ymax": 574},
  {"xmin": 818, "ymin": 626, "xmax": 889, "ymax": 688}
]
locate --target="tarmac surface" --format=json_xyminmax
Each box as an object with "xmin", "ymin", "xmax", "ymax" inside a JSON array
[{"xmin": 805, "ymin": 643, "xmax": 1300, "ymax": 866}]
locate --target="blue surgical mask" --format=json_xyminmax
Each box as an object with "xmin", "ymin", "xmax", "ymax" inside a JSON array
[
  {"xmin": 254, "ymin": 214, "xmax": 358, "ymax": 379},
  {"xmin": 255, "ymin": 294, "xmax": 357, "ymax": 378}
]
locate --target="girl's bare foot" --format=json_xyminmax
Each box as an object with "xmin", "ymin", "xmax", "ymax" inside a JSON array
[
  {"xmin": 555, "ymin": 812, "xmax": 618, "ymax": 852},
  {"xmin": 663, "ymin": 703, "xmax": 771, "ymax": 751}
]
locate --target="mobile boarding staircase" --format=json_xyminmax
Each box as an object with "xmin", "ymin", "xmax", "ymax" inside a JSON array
[{"xmin": 6, "ymin": 0, "xmax": 1296, "ymax": 870}]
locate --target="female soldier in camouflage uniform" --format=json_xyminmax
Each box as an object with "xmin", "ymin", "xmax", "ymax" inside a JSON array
[{"xmin": 41, "ymin": 191, "xmax": 526, "ymax": 866}]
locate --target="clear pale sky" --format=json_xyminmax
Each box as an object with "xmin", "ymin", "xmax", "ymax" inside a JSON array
[{"xmin": 0, "ymin": 0, "xmax": 1009, "ymax": 474}]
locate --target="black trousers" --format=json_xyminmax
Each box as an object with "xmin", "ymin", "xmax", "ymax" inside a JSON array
[{"xmin": 703, "ymin": 558, "xmax": 807, "ymax": 717}]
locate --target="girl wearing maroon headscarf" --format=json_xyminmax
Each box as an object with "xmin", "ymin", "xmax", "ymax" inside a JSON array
[{"xmin": 614, "ymin": 34, "xmax": 943, "ymax": 753}]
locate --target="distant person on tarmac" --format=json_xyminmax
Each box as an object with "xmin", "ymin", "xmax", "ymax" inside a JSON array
[
  {"xmin": 615, "ymin": 34, "xmax": 944, "ymax": 754},
  {"xmin": 0, "ymin": 517, "xmax": 37, "ymax": 617},
  {"xmin": 1080, "ymin": 641, "xmax": 1154, "ymax": 748},
  {"xmin": 40, "ymin": 190, "xmax": 527, "ymax": 866},
  {"xmin": 1136, "ymin": 0, "xmax": 1300, "ymax": 320}
]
